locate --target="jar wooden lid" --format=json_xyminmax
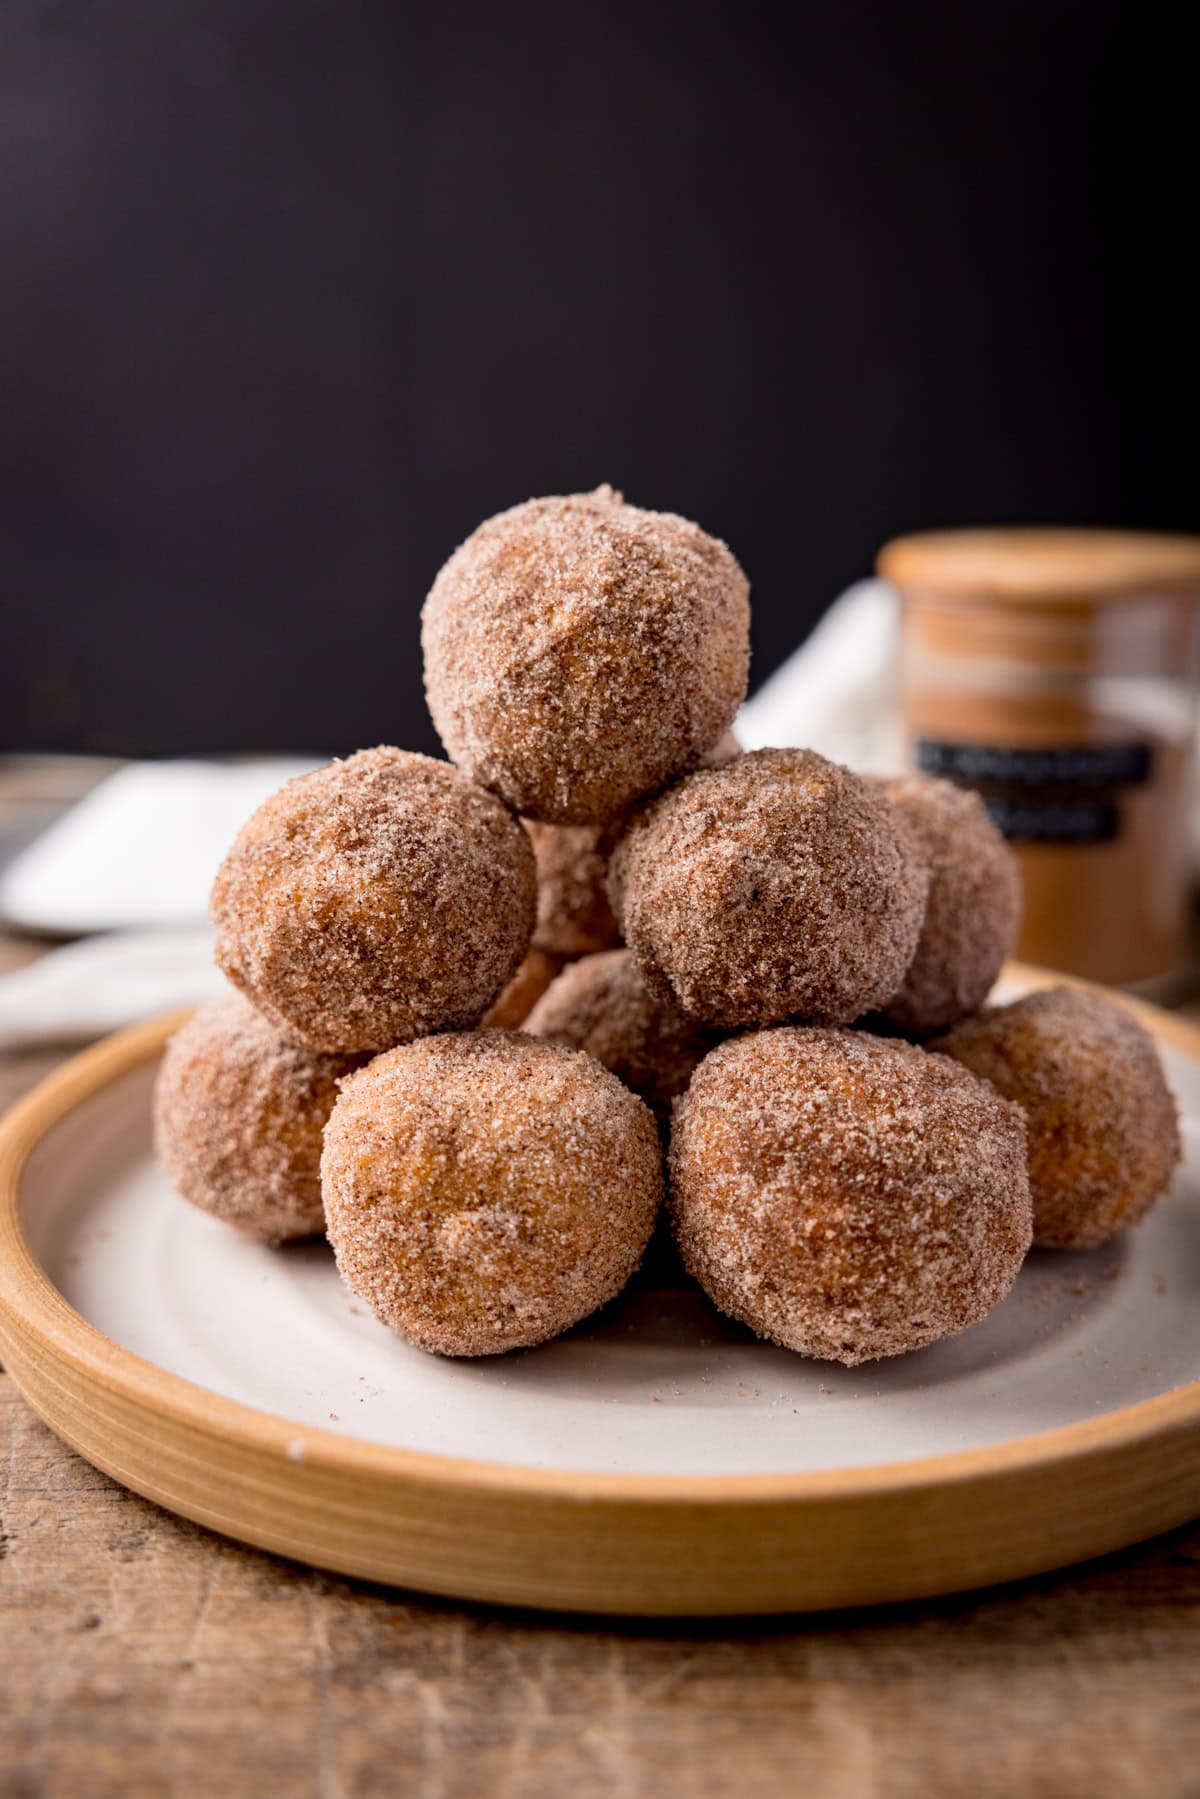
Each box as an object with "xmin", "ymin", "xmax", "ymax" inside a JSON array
[{"xmin": 878, "ymin": 529, "xmax": 1200, "ymax": 602}]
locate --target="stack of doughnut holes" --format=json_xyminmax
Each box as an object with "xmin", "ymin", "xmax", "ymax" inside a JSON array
[{"xmin": 155, "ymin": 486, "xmax": 1182, "ymax": 1365}]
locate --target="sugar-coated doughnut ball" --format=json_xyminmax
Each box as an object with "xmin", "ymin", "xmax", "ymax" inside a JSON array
[
  {"xmin": 211, "ymin": 747, "xmax": 536, "ymax": 1054},
  {"xmin": 422, "ymin": 486, "xmax": 750, "ymax": 823},
  {"xmin": 933, "ymin": 986, "xmax": 1180, "ymax": 1248},
  {"xmin": 482, "ymin": 947, "xmax": 564, "ymax": 1028},
  {"xmin": 610, "ymin": 749, "xmax": 929, "ymax": 1028},
  {"xmin": 670, "ymin": 1027, "xmax": 1031, "ymax": 1363},
  {"xmin": 524, "ymin": 948, "xmax": 715, "ymax": 1127},
  {"xmin": 154, "ymin": 992, "xmax": 362, "ymax": 1243},
  {"xmin": 869, "ymin": 773, "xmax": 1021, "ymax": 1035},
  {"xmin": 321, "ymin": 1031, "xmax": 663, "ymax": 1356},
  {"xmin": 525, "ymin": 820, "xmax": 622, "ymax": 958}
]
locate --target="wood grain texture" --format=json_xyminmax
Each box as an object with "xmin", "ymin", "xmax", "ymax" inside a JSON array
[{"xmin": 3, "ymin": 1381, "xmax": 1200, "ymax": 1797}]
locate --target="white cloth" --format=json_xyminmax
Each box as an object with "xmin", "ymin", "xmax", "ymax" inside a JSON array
[
  {"xmin": 735, "ymin": 579, "xmax": 903, "ymax": 771},
  {"xmin": 0, "ymin": 928, "xmax": 223, "ymax": 1051},
  {"xmin": 0, "ymin": 757, "xmax": 315, "ymax": 1049},
  {"xmin": 0, "ymin": 757, "xmax": 315, "ymax": 934}
]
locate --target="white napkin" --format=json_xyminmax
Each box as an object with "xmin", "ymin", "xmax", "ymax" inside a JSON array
[
  {"xmin": 0, "ymin": 758, "xmax": 316, "ymax": 934},
  {"xmin": 0, "ymin": 757, "xmax": 315, "ymax": 1051},
  {"xmin": 735, "ymin": 579, "xmax": 903, "ymax": 771},
  {"xmin": 0, "ymin": 928, "xmax": 224, "ymax": 1051}
]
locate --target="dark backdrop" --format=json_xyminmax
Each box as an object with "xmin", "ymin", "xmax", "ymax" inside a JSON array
[{"xmin": 1, "ymin": 1, "xmax": 1194, "ymax": 758}]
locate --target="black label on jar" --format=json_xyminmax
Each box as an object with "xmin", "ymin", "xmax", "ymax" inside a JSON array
[
  {"xmin": 915, "ymin": 740, "xmax": 1153, "ymax": 786},
  {"xmin": 914, "ymin": 738, "xmax": 1154, "ymax": 846}
]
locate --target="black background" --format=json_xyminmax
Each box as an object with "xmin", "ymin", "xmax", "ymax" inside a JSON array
[{"xmin": 1, "ymin": 1, "xmax": 1194, "ymax": 759}]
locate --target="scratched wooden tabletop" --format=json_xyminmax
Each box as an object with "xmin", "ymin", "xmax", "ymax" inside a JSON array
[{"xmin": 1, "ymin": 762, "xmax": 1198, "ymax": 1798}]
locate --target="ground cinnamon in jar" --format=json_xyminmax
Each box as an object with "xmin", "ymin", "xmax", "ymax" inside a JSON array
[{"xmin": 880, "ymin": 529, "xmax": 1200, "ymax": 989}]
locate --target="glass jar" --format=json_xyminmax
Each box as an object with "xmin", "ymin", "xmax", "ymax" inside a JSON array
[{"xmin": 879, "ymin": 529, "xmax": 1200, "ymax": 990}]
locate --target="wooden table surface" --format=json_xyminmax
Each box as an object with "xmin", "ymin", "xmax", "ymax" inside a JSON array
[{"xmin": 1, "ymin": 763, "xmax": 1199, "ymax": 1798}]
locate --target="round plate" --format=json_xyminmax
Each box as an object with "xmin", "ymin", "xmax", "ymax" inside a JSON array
[{"xmin": 1, "ymin": 967, "xmax": 1198, "ymax": 1615}]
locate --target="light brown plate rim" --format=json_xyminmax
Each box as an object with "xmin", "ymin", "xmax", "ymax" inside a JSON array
[{"xmin": 1, "ymin": 961, "xmax": 1198, "ymax": 1509}]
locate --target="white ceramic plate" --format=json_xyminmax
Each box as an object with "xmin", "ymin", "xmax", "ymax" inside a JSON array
[
  {"xmin": 1, "ymin": 969, "xmax": 1197, "ymax": 1615},
  {"xmin": 22, "ymin": 1051, "xmax": 1200, "ymax": 1477}
]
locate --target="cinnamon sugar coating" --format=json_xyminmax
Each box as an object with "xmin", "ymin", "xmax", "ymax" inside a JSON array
[
  {"xmin": 525, "ymin": 948, "xmax": 716, "ymax": 1127},
  {"xmin": 211, "ymin": 747, "xmax": 536, "ymax": 1054},
  {"xmin": 154, "ymin": 992, "xmax": 363, "ymax": 1243},
  {"xmin": 869, "ymin": 773, "xmax": 1021, "ymax": 1035},
  {"xmin": 610, "ymin": 749, "xmax": 929, "ymax": 1029},
  {"xmin": 482, "ymin": 947, "xmax": 564, "ymax": 1028},
  {"xmin": 525, "ymin": 820, "xmax": 622, "ymax": 957},
  {"xmin": 321, "ymin": 1031, "xmax": 663, "ymax": 1356},
  {"xmin": 933, "ymin": 986, "xmax": 1181, "ymax": 1248},
  {"xmin": 422, "ymin": 487, "xmax": 750, "ymax": 823},
  {"xmin": 669, "ymin": 1027, "xmax": 1031, "ymax": 1363}
]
